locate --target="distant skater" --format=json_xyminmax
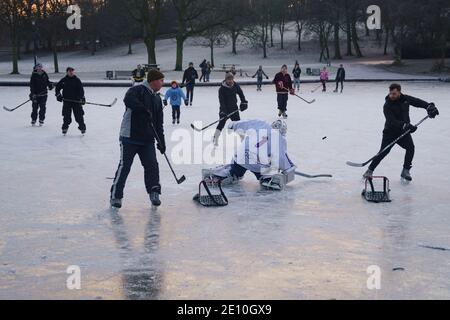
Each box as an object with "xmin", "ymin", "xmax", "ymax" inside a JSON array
[
  {"xmin": 252, "ymin": 65, "xmax": 269, "ymax": 91},
  {"xmin": 320, "ymin": 67, "xmax": 329, "ymax": 92},
  {"xmin": 29, "ymin": 63, "xmax": 53, "ymax": 126},
  {"xmin": 334, "ymin": 64, "xmax": 346, "ymax": 93},
  {"xmin": 182, "ymin": 62, "xmax": 199, "ymax": 106}
]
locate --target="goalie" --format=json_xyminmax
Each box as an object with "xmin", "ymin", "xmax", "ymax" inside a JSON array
[{"xmin": 202, "ymin": 119, "xmax": 296, "ymax": 191}]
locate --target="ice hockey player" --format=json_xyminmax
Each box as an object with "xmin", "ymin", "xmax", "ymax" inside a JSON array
[
  {"xmin": 55, "ymin": 67, "xmax": 86, "ymax": 135},
  {"xmin": 320, "ymin": 67, "xmax": 329, "ymax": 92},
  {"xmin": 363, "ymin": 83, "xmax": 439, "ymax": 181},
  {"xmin": 334, "ymin": 64, "xmax": 346, "ymax": 93},
  {"xmin": 203, "ymin": 119, "xmax": 296, "ymax": 191},
  {"xmin": 164, "ymin": 80, "xmax": 188, "ymax": 125},
  {"xmin": 29, "ymin": 63, "xmax": 53, "ymax": 126},
  {"xmin": 213, "ymin": 72, "xmax": 248, "ymax": 146},
  {"xmin": 110, "ymin": 69, "xmax": 166, "ymax": 209},
  {"xmin": 252, "ymin": 65, "xmax": 269, "ymax": 91},
  {"xmin": 273, "ymin": 65, "xmax": 294, "ymax": 119},
  {"xmin": 182, "ymin": 62, "xmax": 199, "ymax": 106},
  {"xmin": 132, "ymin": 64, "xmax": 146, "ymax": 84},
  {"xmin": 292, "ymin": 63, "xmax": 302, "ymax": 92}
]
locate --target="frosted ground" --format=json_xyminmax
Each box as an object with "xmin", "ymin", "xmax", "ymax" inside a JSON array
[{"xmin": 0, "ymin": 80, "xmax": 449, "ymax": 299}]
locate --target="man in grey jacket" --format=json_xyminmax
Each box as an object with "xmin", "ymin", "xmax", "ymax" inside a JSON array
[{"xmin": 110, "ymin": 70, "xmax": 166, "ymax": 208}]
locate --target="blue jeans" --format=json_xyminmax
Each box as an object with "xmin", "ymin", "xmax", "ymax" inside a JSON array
[
  {"xmin": 110, "ymin": 141, "xmax": 160, "ymax": 199},
  {"xmin": 294, "ymin": 78, "xmax": 300, "ymax": 90}
]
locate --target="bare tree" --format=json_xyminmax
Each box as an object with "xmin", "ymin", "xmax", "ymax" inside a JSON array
[{"xmin": 0, "ymin": 0, "xmax": 27, "ymax": 74}]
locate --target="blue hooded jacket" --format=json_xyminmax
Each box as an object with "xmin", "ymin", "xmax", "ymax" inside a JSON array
[{"xmin": 164, "ymin": 86, "xmax": 186, "ymax": 106}]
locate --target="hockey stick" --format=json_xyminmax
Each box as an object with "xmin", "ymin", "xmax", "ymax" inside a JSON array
[
  {"xmin": 3, "ymin": 92, "xmax": 48, "ymax": 112},
  {"xmin": 295, "ymin": 171, "xmax": 332, "ymax": 179},
  {"xmin": 281, "ymin": 86, "xmax": 316, "ymax": 104},
  {"xmin": 311, "ymin": 84, "xmax": 323, "ymax": 93},
  {"xmin": 62, "ymin": 98, "xmax": 118, "ymax": 107},
  {"xmin": 149, "ymin": 121, "xmax": 186, "ymax": 185},
  {"xmin": 346, "ymin": 115, "xmax": 430, "ymax": 168},
  {"xmin": 190, "ymin": 109, "xmax": 240, "ymax": 132}
]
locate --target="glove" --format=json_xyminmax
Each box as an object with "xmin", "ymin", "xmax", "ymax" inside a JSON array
[
  {"xmin": 163, "ymin": 99, "xmax": 168, "ymax": 107},
  {"xmin": 427, "ymin": 103, "xmax": 439, "ymax": 119},
  {"xmin": 403, "ymin": 123, "xmax": 418, "ymax": 134},
  {"xmin": 289, "ymin": 89, "xmax": 295, "ymax": 95},
  {"xmin": 80, "ymin": 97, "xmax": 86, "ymax": 105},
  {"xmin": 48, "ymin": 83, "xmax": 54, "ymax": 91},
  {"xmin": 219, "ymin": 111, "xmax": 228, "ymax": 119},
  {"xmin": 184, "ymin": 99, "xmax": 189, "ymax": 106},
  {"xmin": 56, "ymin": 93, "xmax": 63, "ymax": 102},
  {"xmin": 266, "ymin": 76, "xmax": 269, "ymax": 80},
  {"xmin": 240, "ymin": 102, "xmax": 248, "ymax": 112},
  {"xmin": 157, "ymin": 142, "xmax": 166, "ymax": 155},
  {"xmin": 29, "ymin": 93, "xmax": 37, "ymax": 101}
]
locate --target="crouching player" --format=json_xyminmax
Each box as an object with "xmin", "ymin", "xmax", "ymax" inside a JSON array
[{"xmin": 203, "ymin": 119, "xmax": 296, "ymax": 190}]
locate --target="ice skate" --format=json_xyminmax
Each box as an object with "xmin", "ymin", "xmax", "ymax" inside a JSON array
[
  {"xmin": 110, "ymin": 198, "xmax": 122, "ymax": 209},
  {"xmin": 149, "ymin": 189, "xmax": 161, "ymax": 207},
  {"xmin": 363, "ymin": 169, "xmax": 374, "ymax": 179},
  {"xmin": 401, "ymin": 168, "xmax": 412, "ymax": 181}
]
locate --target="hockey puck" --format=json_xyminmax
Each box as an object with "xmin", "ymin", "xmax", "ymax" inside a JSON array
[{"xmin": 322, "ymin": 136, "xmax": 327, "ymax": 140}]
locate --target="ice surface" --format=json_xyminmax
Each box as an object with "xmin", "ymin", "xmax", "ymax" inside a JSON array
[{"xmin": 0, "ymin": 82, "xmax": 449, "ymax": 299}]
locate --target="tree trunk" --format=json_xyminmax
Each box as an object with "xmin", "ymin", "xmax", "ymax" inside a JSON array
[
  {"xmin": 262, "ymin": 24, "xmax": 268, "ymax": 58},
  {"xmin": 296, "ymin": 22, "xmax": 302, "ymax": 51},
  {"xmin": 270, "ymin": 22, "xmax": 274, "ymax": 47},
  {"xmin": 144, "ymin": 33, "xmax": 157, "ymax": 65},
  {"xmin": 383, "ymin": 27, "xmax": 389, "ymax": 55},
  {"xmin": 231, "ymin": 29, "xmax": 238, "ymax": 54},
  {"xmin": 351, "ymin": 20, "xmax": 363, "ymax": 57},
  {"xmin": 334, "ymin": 22, "xmax": 342, "ymax": 59},
  {"xmin": 391, "ymin": 29, "xmax": 402, "ymax": 65},
  {"xmin": 11, "ymin": 27, "xmax": 19, "ymax": 74},
  {"xmin": 175, "ymin": 34, "xmax": 184, "ymax": 71},
  {"xmin": 53, "ymin": 40, "xmax": 59, "ymax": 73},
  {"xmin": 210, "ymin": 39, "xmax": 215, "ymax": 67},
  {"xmin": 128, "ymin": 39, "xmax": 133, "ymax": 55}
]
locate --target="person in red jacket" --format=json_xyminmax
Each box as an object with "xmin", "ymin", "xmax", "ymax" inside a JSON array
[{"xmin": 273, "ymin": 65, "xmax": 294, "ymax": 119}]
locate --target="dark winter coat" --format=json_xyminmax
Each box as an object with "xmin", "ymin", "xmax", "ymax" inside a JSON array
[
  {"xmin": 55, "ymin": 75, "xmax": 85, "ymax": 101},
  {"xmin": 120, "ymin": 82, "xmax": 165, "ymax": 144},
  {"xmin": 200, "ymin": 60, "xmax": 208, "ymax": 73},
  {"xmin": 336, "ymin": 67, "xmax": 346, "ymax": 81},
  {"xmin": 273, "ymin": 72, "xmax": 293, "ymax": 93},
  {"xmin": 30, "ymin": 71, "xmax": 53, "ymax": 95},
  {"xmin": 182, "ymin": 67, "xmax": 199, "ymax": 87},
  {"xmin": 219, "ymin": 81, "xmax": 247, "ymax": 114},
  {"xmin": 383, "ymin": 94, "xmax": 429, "ymax": 135},
  {"xmin": 292, "ymin": 67, "xmax": 302, "ymax": 79},
  {"xmin": 132, "ymin": 68, "xmax": 146, "ymax": 80}
]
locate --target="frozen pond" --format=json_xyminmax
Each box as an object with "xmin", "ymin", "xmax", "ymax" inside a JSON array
[{"xmin": 0, "ymin": 82, "xmax": 449, "ymax": 299}]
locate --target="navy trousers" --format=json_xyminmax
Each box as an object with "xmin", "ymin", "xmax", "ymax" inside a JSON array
[
  {"xmin": 110, "ymin": 141, "xmax": 160, "ymax": 200},
  {"xmin": 31, "ymin": 96, "xmax": 48, "ymax": 122}
]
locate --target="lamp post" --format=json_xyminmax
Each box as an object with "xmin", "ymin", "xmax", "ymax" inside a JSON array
[{"xmin": 30, "ymin": 0, "xmax": 38, "ymax": 66}]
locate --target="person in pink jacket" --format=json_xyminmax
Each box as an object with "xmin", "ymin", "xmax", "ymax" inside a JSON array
[{"xmin": 320, "ymin": 67, "xmax": 329, "ymax": 92}]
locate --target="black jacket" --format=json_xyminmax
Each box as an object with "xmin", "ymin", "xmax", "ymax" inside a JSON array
[
  {"xmin": 383, "ymin": 94, "xmax": 428, "ymax": 134},
  {"xmin": 182, "ymin": 67, "xmax": 199, "ymax": 86},
  {"xmin": 219, "ymin": 81, "xmax": 247, "ymax": 114},
  {"xmin": 336, "ymin": 67, "xmax": 346, "ymax": 81},
  {"xmin": 30, "ymin": 71, "xmax": 53, "ymax": 95},
  {"xmin": 55, "ymin": 75, "xmax": 85, "ymax": 101},
  {"xmin": 120, "ymin": 83, "xmax": 165, "ymax": 144},
  {"xmin": 292, "ymin": 67, "xmax": 302, "ymax": 79}
]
